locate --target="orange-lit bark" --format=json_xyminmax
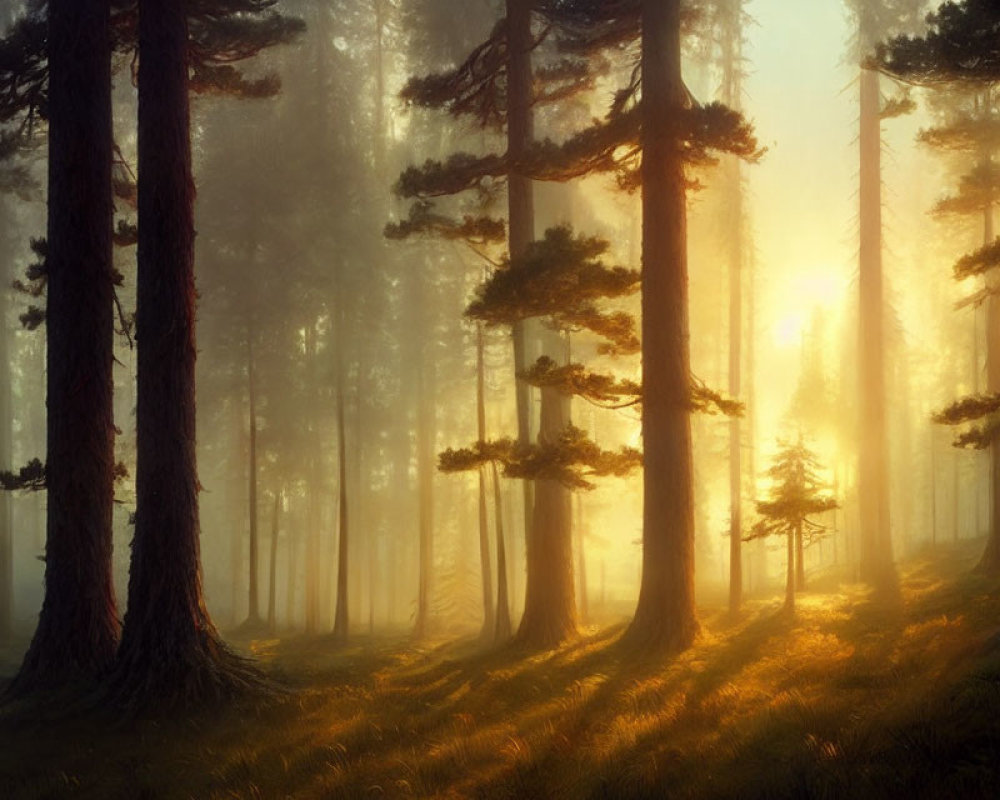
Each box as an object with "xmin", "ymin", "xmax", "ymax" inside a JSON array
[
  {"xmin": 858, "ymin": 66, "xmax": 896, "ymax": 591},
  {"xmin": 627, "ymin": 0, "xmax": 698, "ymax": 652},
  {"xmin": 507, "ymin": 0, "xmax": 536, "ymax": 581},
  {"xmin": 476, "ymin": 323, "xmax": 495, "ymax": 640},
  {"xmin": 112, "ymin": 0, "xmax": 259, "ymax": 706},
  {"xmin": 492, "ymin": 461, "xmax": 512, "ymax": 641}
]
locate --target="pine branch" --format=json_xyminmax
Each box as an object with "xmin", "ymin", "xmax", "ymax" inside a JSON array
[
  {"xmin": 0, "ymin": 458, "xmax": 46, "ymax": 491},
  {"xmin": 933, "ymin": 392, "xmax": 1000, "ymax": 425}
]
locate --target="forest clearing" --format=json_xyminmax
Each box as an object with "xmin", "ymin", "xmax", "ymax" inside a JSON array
[{"xmin": 3, "ymin": 543, "xmax": 999, "ymax": 799}]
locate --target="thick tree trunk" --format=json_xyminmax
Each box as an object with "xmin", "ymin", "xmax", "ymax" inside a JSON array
[
  {"xmin": 267, "ymin": 491, "xmax": 280, "ymax": 633},
  {"xmin": 980, "ymin": 202, "xmax": 1000, "ymax": 572},
  {"xmin": 491, "ymin": 461, "xmax": 512, "ymax": 641},
  {"xmin": 112, "ymin": 0, "xmax": 260, "ymax": 708},
  {"xmin": 857, "ymin": 66, "xmax": 896, "ymax": 591},
  {"xmin": 507, "ymin": 0, "xmax": 536, "ymax": 562},
  {"xmin": 627, "ymin": 0, "xmax": 698, "ymax": 652},
  {"xmin": 10, "ymin": 0, "xmax": 119, "ymax": 694},
  {"xmin": 517, "ymin": 376, "xmax": 576, "ymax": 648},
  {"xmin": 476, "ymin": 323, "xmax": 495, "ymax": 640},
  {"xmin": 332, "ymin": 364, "xmax": 349, "ymax": 642}
]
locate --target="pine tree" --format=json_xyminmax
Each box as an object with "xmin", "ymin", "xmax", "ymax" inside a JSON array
[
  {"xmin": 877, "ymin": 0, "xmax": 1000, "ymax": 573},
  {"xmin": 108, "ymin": 0, "xmax": 280, "ymax": 710},
  {"xmin": 846, "ymin": 0, "xmax": 926, "ymax": 595},
  {"xmin": 6, "ymin": 0, "xmax": 119, "ymax": 698},
  {"xmin": 746, "ymin": 438, "xmax": 838, "ymax": 613}
]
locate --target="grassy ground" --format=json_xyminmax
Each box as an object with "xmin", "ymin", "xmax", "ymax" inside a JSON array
[{"xmin": 2, "ymin": 544, "xmax": 1000, "ymax": 799}]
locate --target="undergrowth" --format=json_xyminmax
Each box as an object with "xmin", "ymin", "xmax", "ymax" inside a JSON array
[{"xmin": 1, "ymin": 543, "xmax": 999, "ymax": 799}]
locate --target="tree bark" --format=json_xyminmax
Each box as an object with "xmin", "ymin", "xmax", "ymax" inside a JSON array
[
  {"xmin": 304, "ymin": 321, "xmax": 321, "ymax": 634},
  {"xmin": 267, "ymin": 490, "xmax": 280, "ymax": 633},
  {"xmin": 980, "ymin": 199, "xmax": 1000, "ymax": 571},
  {"xmin": 627, "ymin": 0, "xmax": 698, "ymax": 652},
  {"xmin": 112, "ymin": 0, "xmax": 260, "ymax": 708},
  {"xmin": 722, "ymin": 0, "xmax": 744, "ymax": 616},
  {"xmin": 10, "ymin": 0, "xmax": 119, "ymax": 694},
  {"xmin": 476, "ymin": 323, "xmax": 495, "ymax": 640},
  {"xmin": 0, "ymin": 229, "xmax": 12, "ymax": 640},
  {"xmin": 506, "ymin": 0, "xmax": 536, "ymax": 565},
  {"xmin": 332, "ymin": 348, "xmax": 350, "ymax": 642},
  {"xmin": 244, "ymin": 331, "xmax": 262, "ymax": 627},
  {"xmin": 785, "ymin": 526, "xmax": 796, "ymax": 612},
  {"xmin": 857, "ymin": 65, "xmax": 896, "ymax": 592},
  {"xmin": 414, "ymin": 275, "xmax": 436, "ymax": 638},
  {"xmin": 795, "ymin": 524, "xmax": 806, "ymax": 591},
  {"xmin": 516, "ymin": 376, "xmax": 576, "ymax": 648},
  {"xmin": 491, "ymin": 461, "xmax": 512, "ymax": 641}
]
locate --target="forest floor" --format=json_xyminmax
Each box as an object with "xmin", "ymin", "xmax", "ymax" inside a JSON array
[{"xmin": 2, "ymin": 543, "xmax": 1000, "ymax": 799}]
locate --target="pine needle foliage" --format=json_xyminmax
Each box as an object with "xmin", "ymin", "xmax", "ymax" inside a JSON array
[
  {"xmin": 933, "ymin": 393, "xmax": 1000, "ymax": 449},
  {"xmin": 746, "ymin": 439, "xmax": 838, "ymax": 544},
  {"xmin": 876, "ymin": 0, "xmax": 1000, "ymax": 85}
]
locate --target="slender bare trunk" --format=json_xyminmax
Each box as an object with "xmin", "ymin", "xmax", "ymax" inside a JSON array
[
  {"xmin": 332, "ymin": 352, "xmax": 349, "ymax": 642},
  {"xmin": 785, "ymin": 526, "xmax": 796, "ymax": 612},
  {"xmin": 304, "ymin": 322, "xmax": 320, "ymax": 634},
  {"xmin": 245, "ymin": 331, "xmax": 261, "ymax": 626},
  {"xmin": 491, "ymin": 461, "xmax": 511, "ymax": 641},
  {"xmin": 267, "ymin": 490, "xmax": 280, "ymax": 632},
  {"xmin": 628, "ymin": 0, "xmax": 697, "ymax": 651},
  {"xmin": 476, "ymin": 323, "xmax": 495, "ymax": 639},
  {"xmin": 858, "ymin": 65, "xmax": 896, "ymax": 591},
  {"xmin": 0, "ymin": 241, "xmax": 11, "ymax": 639}
]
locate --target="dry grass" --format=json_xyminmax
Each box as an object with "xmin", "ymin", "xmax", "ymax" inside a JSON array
[{"xmin": 2, "ymin": 544, "xmax": 1000, "ymax": 799}]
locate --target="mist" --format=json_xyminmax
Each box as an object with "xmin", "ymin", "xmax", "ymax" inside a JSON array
[{"xmin": 1, "ymin": 1, "xmax": 1000, "ymax": 798}]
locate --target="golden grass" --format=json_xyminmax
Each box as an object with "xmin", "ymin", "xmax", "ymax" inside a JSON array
[{"xmin": 3, "ymin": 543, "xmax": 1000, "ymax": 799}]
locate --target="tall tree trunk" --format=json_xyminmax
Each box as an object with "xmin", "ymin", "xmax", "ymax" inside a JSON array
[
  {"xmin": 286, "ymin": 510, "xmax": 298, "ymax": 629},
  {"xmin": 795, "ymin": 524, "xmax": 806, "ymax": 591},
  {"xmin": 112, "ymin": 0, "xmax": 260, "ymax": 707},
  {"xmin": 304, "ymin": 322, "xmax": 320, "ymax": 634},
  {"xmin": 244, "ymin": 330, "xmax": 261, "ymax": 627},
  {"xmin": 981, "ymin": 198, "xmax": 1000, "ymax": 571},
  {"xmin": 576, "ymin": 493, "xmax": 588, "ymax": 625},
  {"xmin": 506, "ymin": 0, "xmax": 536, "ymax": 563},
  {"xmin": 491, "ymin": 461, "xmax": 512, "ymax": 641},
  {"xmin": 627, "ymin": 0, "xmax": 698, "ymax": 651},
  {"xmin": 517, "ymin": 373, "xmax": 576, "ymax": 647},
  {"xmin": 785, "ymin": 527, "xmax": 796, "ymax": 612},
  {"xmin": 722, "ymin": 0, "xmax": 744, "ymax": 616},
  {"xmin": 414, "ymin": 279, "xmax": 436, "ymax": 638},
  {"xmin": 0, "ymin": 235, "xmax": 12, "ymax": 640},
  {"xmin": 11, "ymin": 0, "xmax": 119, "ymax": 694},
  {"xmin": 332, "ymin": 346, "xmax": 350, "ymax": 642},
  {"xmin": 857, "ymin": 65, "xmax": 896, "ymax": 591},
  {"xmin": 267, "ymin": 490, "xmax": 280, "ymax": 633},
  {"xmin": 476, "ymin": 323, "xmax": 495, "ymax": 639}
]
